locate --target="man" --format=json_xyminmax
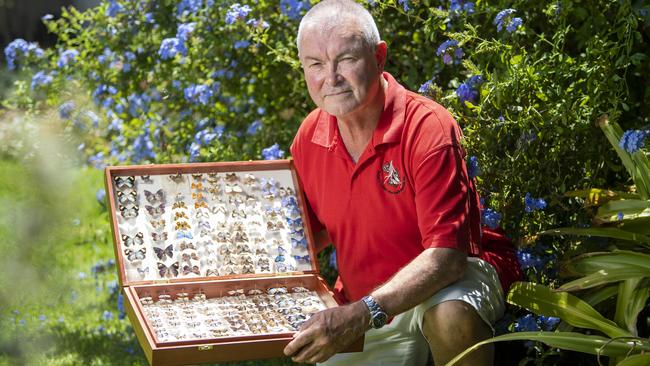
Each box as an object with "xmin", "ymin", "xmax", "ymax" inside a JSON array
[{"xmin": 284, "ymin": 1, "xmax": 514, "ymax": 365}]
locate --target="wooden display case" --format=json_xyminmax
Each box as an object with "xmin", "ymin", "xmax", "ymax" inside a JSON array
[{"xmin": 105, "ymin": 160, "xmax": 363, "ymax": 366}]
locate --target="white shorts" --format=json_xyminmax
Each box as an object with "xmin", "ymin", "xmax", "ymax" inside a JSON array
[{"xmin": 320, "ymin": 257, "xmax": 505, "ymax": 366}]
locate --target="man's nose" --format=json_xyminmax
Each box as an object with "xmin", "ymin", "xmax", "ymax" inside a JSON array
[{"xmin": 325, "ymin": 63, "xmax": 342, "ymax": 86}]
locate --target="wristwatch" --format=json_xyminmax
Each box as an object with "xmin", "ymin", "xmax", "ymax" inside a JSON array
[{"xmin": 361, "ymin": 295, "xmax": 388, "ymax": 329}]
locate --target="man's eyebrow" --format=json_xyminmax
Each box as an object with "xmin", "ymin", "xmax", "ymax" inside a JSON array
[{"xmin": 302, "ymin": 48, "xmax": 363, "ymax": 62}]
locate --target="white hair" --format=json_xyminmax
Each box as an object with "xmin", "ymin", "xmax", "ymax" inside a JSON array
[{"xmin": 297, "ymin": 0, "xmax": 381, "ymax": 54}]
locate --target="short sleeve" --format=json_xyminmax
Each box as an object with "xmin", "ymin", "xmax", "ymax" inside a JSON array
[
  {"xmin": 290, "ymin": 130, "xmax": 325, "ymax": 236},
  {"xmin": 413, "ymin": 145, "xmax": 473, "ymax": 252}
]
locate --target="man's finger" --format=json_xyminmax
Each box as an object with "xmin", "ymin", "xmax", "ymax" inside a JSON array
[
  {"xmin": 283, "ymin": 328, "xmax": 314, "ymax": 356},
  {"xmin": 291, "ymin": 341, "xmax": 320, "ymax": 364}
]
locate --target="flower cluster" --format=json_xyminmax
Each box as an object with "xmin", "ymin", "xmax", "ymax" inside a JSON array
[
  {"xmin": 494, "ymin": 9, "xmax": 523, "ymax": 33},
  {"xmin": 105, "ymin": 0, "xmax": 123, "ymax": 17},
  {"xmin": 514, "ymin": 313, "xmax": 561, "ymax": 332},
  {"xmin": 524, "ymin": 192, "xmax": 547, "ymax": 213},
  {"xmin": 57, "ymin": 49, "xmax": 79, "ymax": 68},
  {"xmin": 262, "ymin": 143, "xmax": 285, "ymax": 160},
  {"xmin": 4, "ymin": 39, "xmax": 44, "ymax": 70},
  {"xmin": 467, "ymin": 156, "xmax": 480, "ymax": 178},
  {"xmin": 481, "ymin": 208, "xmax": 501, "ymax": 229},
  {"xmin": 158, "ymin": 22, "xmax": 196, "ymax": 60},
  {"xmin": 30, "ymin": 71, "xmax": 53, "ymax": 90},
  {"xmin": 397, "ymin": 0, "xmax": 410, "ymax": 12},
  {"xmin": 449, "ymin": 0, "xmax": 475, "ymax": 16},
  {"xmin": 619, "ymin": 128, "xmax": 649, "ymax": 153},
  {"xmin": 436, "ymin": 40, "xmax": 463, "ymax": 65},
  {"xmin": 280, "ymin": 0, "xmax": 311, "ymax": 20},
  {"xmin": 59, "ymin": 101, "xmax": 76, "ymax": 119},
  {"xmin": 456, "ymin": 75, "xmax": 484, "ymax": 104},
  {"xmin": 225, "ymin": 3, "xmax": 252, "ymax": 25}
]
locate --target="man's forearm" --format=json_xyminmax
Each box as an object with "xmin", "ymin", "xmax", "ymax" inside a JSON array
[{"xmin": 369, "ymin": 247, "xmax": 467, "ymax": 317}]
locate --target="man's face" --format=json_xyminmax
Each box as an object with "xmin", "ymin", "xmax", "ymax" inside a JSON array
[{"xmin": 298, "ymin": 21, "xmax": 386, "ymax": 119}]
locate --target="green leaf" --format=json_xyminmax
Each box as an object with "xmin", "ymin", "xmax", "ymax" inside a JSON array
[
  {"xmin": 507, "ymin": 282, "xmax": 631, "ymax": 339},
  {"xmin": 614, "ymin": 278, "xmax": 650, "ymax": 335},
  {"xmin": 444, "ymin": 332, "xmax": 650, "ymax": 366},
  {"xmin": 558, "ymin": 268, "xmax": 650, "ymax": 291},
  {"xmin": 563, "ymin": 251, "xmax": 650, "ymax": 276},
  {"xmin": 597, "ymin": 199, "xmax": 650, "ymax": 223},
  {"xmin": 616, "ymin": 354, "xmax": 650, "ymax": 366},
  {"xmin": 540, "ymin": 227, "xmax": 650, "ymax": 246}
]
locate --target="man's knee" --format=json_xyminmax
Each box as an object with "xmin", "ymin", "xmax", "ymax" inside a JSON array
[{"xmin": 422, "ymin": 300, "xmax": 492, "ymax": 343}]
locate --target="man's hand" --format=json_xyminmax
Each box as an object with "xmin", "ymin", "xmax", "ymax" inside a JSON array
[{"xmin": 283, "ymin": 300, "xmax": 369, "ymax": 364}]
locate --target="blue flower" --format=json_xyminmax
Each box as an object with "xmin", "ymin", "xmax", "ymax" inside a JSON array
[
  {"xmin": 42, "ymin": 14, "xmax": 54, "ymax": 21},
  {"xmin": 247, "ymin": 18, "xmax": 270, "ymax": 29},
  {"xmin": 247, "ymin": 120, "xmax": 262, "ymax": 135},
  {"xmin": 132, "ymin": 132, "xmax": 156, "ymax": 162},
  {"xmin": 619, "ymin": 129, "xmax": 649, "ymax": 153},
  {"xmin": 57, "ymin": 49, "xmax": 79, "ymax": 68},
  {"xmin": 456, "ymin": 75, "xmax": 484, "ymax": 104},
  {"xmin": 234, "ymin": 40, "xmax": 250, "ymax": 49},
  {"xmin": 418, "ymin": 78, "xmax": 435, "ymax": 95},
  {"xmin": 39, "ymin": 314, "xmax": 47, "ymax": 323},
  {"xmin": 538, "ymin": 315, "xmax": 560, "ymax": 331},
  {"xmin": 96, "ymin": 188, "xmax": 106, "ymax": 205},
  {"xmin": 4, "ymin": 38, "xmax": 44, "ymax": 70},
  {"xmin": 177, "ymin": 0, "xmax": 203, "ymax": 17},
  {"xmin": 450, "ymin": 0, "xmax": 474, "ymax": 16},
  {"xmin": 57, "ymin": 316, "xmax": 65, "ymax": 323},
  {"xmin": 176, "ymin": 22, "xmax": 196, "ymax": 42},
  {"xmin": 262, "ymin": 143, "xmax": 285, "ymax": 160},
  {"xmin": 617, "ymin": 211, "xmax": 624, "ymax": 221},
  {"xmin": 117, "ymin": 293, "xmax": 126, "ymax": 320},
  {"xmin": 456, "ymin": 83, "xmax": 477, "ymax": 104},
  {"xmin": 329, "ymin": 249, "xmax": 337, "ymax": 270},
  {"xmin": 516, "ymin": 248, "xmax": 547, "ymax": 270},
  {"xmin": 106, "ymin": 0, "xmax": 123, "ymax": 17},
  {"xmin": 467, "ymin": 156, "xmax": 480, "ymax": 178},
  {"xmin": 514, "ymin": 314, "xmax": 540, "ymax": 332},
  {"xmin": 397, "ymin": 0, "xmax": 410, "ymax": 11},
  {"xmin": 102, "ymin": 310, "xmax": 113, "ymax": 321},
  {"xmin": 257, "ymin": 107, "xmax": 266, "ymax": 115},
  {"xmin": 494, "ymin": 9, "xmax": 522, "ymax": 33},
  {"xmin": 524, "ymin": 192, "xmax": 547, "ymax": 213},
  {"xmin": 436, "ymin": 40, "xmax": 462, "ymax": 65},
  {"xmin": 86, "ymin": 111, "xmax": 99, "ymax": 128},
  {"xmin": 225, "ymin": 3, "xmax": 252, "ymax": 25},
  {"xmin": 184, "ymin": 84, "xmax": 214, "ymax": 105},
  {"xmin": 88, "ymin": 152, "xmax": 106, "ymax": 170},
  {"xmin": 30, "ymin": 71, "xmax": 53, "ymax": 90},
  {"xmin": 280, "ymin": 0, "xmax": 311, "ymax": 20},
  {"xmin": 481, "ymin": 208, "xmax": 501, "ymax": 229},
  {"xmin": 158, "ymin": 38, "xmax": 186, "ymax": 59}
]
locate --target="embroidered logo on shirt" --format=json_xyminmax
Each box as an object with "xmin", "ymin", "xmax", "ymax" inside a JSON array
[{"xmin": 378, "ymin": 160, "xmax": 405, "ymax": 194}]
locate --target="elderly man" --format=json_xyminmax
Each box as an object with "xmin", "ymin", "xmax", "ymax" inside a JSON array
[{"xmin": 284, "ymin": 1, "xmax": 511, "ymax": 365}]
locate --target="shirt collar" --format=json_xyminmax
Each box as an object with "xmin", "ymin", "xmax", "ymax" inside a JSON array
[{"xmin": 310, "ymin": 72, "xmax": 406, "ymax": 149}]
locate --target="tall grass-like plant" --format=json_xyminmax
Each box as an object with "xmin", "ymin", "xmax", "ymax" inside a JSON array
[{"xmin": 447, "ymin": 115, "xmax": 650, "ymax": 366}]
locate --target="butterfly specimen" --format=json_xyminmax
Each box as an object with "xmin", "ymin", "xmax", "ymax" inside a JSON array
[
  {"xmin": 117, "ymin": 190, "xmax": 137, "ymax": 205},
  {"xmin": 144, "ymin": 189, "xmax": 165, "ymax": 205},
  {"xmin": 225, "ymin": 173, "xmax": 238, "ymax": 182},
  {"xmin": 153, "ymin": 244, "xmax": 174, "ymax": 260},
  {"xmin": 176, "ymin": 230, "xmax": 193, "ymax": 240},
  {"xmin": 124, "ymin": 248, "xmax": 146, "ymax": 262},
  {"xmin": 157, "ymin": 262, "xmax": 179, "ymax": 278},
  {"xmin": 179, "ymin": 241, "xmax": 196, "ymax": 251},
  {"xmin": 291, "ymin": 237, "xmax": 308, "ymax": 249},
  {"xmin": 293, "ymin": 255, "xmax": 310, "ymax": 263},
  {"xmin": 114, "ymin": 176, "xmax": 135, "ymax": 189},
  {"xmin": 122, "ymin": 232, "xmax": 144, "ymax": 247},
  {"xmin": 172, "ymin": 201, "xmax": 187, "ymax": 209},
  {"xmin": 224, "ymin": 183, "xmax": 243, "ymax": 194},
  {"xmin": 151, "ymin": 232, "xmax": 168, "ymax": 242},
  {"xmin": 182, "ymin": 265, "xmax": 201, "ymax": 276},
  {"xmin": 191, "ymin": 173, "xmax": 204, "ymax": 181},
  {"xmin": 119, "ymin": 205, "xmax": 139, "ymax": 219},
  {"xmin": 136, "ymin": 266, "xmax": 149, "ymax": 278},
  {"xmin": 149, "ymin": 219, "xmax": 166, "ymax": 231},
  {"xmin": 145, "ymin": 204, "xmax": 165, "ymax": 217}
]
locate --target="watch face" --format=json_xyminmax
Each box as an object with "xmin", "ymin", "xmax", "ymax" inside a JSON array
[{"xmin": 372, "ymin": 312, "xmax": 388, "ymax": 328}]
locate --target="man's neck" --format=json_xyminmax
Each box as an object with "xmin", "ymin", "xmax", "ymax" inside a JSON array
[{"xmin": 337, "ymin": 77, "xmax": 388, "ymax": 162}]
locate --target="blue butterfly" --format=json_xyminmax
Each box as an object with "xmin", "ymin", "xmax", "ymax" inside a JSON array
[
  {"xmin": 176, "ymin": 230, "xmax": 193, "ymax": 239},
  {"xmin": 286, "ymin": 217, "xmax": 303, "ymax": 229},
  {"xmin": 293, "ymin": 255, "xmax": 310, "ymax": 263},
  {"xmin": 291, "ymin": 237, "xmax": 307, "ymax": 249},
  {"xmin": 275, "ymin": 254, "xmax": 285, "ymax": 262},
  {"xmin": 281, "ymin": 196, "xmax": 298, "ymax": 208}
]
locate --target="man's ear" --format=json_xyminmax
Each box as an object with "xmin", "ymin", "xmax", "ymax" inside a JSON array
[{"xmin": 375, "ymin": 41, "xmax": 388, "ymax": 72}]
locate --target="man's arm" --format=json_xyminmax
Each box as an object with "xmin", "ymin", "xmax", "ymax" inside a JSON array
[{"xmin": 283, "ymin": 246, "xmax": 467, "ymax": 364}]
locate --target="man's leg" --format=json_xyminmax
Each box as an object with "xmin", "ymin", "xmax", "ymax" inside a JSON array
[{"xmin": 422, "ymin": 300, "xmax": 494, "ymax": 366}]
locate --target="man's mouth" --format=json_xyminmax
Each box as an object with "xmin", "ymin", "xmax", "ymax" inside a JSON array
[{"xmin": 325, "ymin": 90, "xmax": 351, "ymax": 97}]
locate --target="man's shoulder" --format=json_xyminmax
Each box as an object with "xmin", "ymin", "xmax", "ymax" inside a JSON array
[
  {"xmin": 291, "ymin": 108, "xmax": 324, "ymax": 156},
  {"xmin": 402, "ymin": 89, "xmax": 462, "ymax": 149}
]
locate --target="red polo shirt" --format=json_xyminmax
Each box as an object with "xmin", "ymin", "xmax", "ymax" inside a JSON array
[{"xmin": 291, "ymin": 72, "xmax": 482, "ymax": 303}]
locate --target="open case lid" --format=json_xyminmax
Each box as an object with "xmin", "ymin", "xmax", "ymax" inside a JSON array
[{"xmin": 104, "ymin": 160, "xmax": 320, "ymax": 288}]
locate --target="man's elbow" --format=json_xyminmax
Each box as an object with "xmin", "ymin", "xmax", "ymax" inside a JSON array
[{"xmin": 426, "ymin": 247, "xmax": 467, "ymax": 284}]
